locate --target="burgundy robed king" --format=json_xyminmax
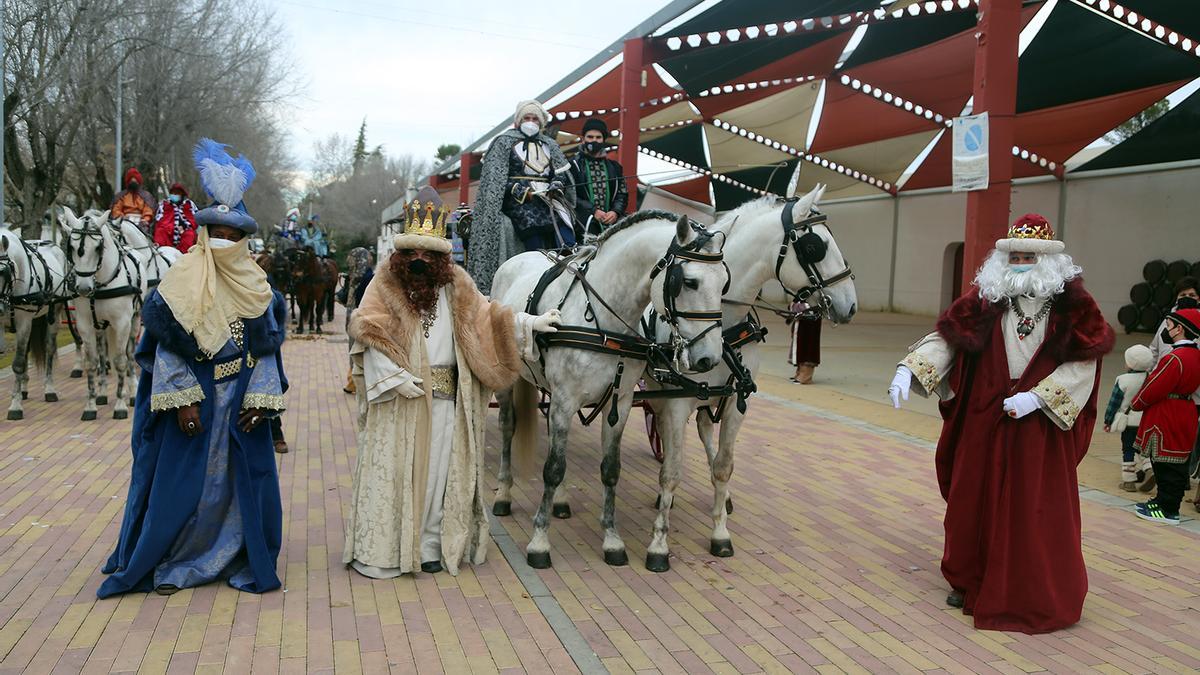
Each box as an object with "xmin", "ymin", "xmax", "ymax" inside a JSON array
[{"xmin": 933, "ymin": 279, "xmax": 1114, "ymax": 633}]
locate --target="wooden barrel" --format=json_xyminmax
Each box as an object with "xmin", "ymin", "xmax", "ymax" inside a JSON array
[
  {"xmin": 1117, "ymin": 304, "xmax": 1140, "ymax": 333},
  {"xmin": 1166, "ymin": 259, "xmax": 1192, "ymax": 283},
  {"xmin": 1143, "ymin": 259, "xmax": 1167, "ymax": 283},
  {"xmin": 1153, "ymin": 283, "xmax": 1176, "ymax": 308},
  {"xmin": 1139, "ymin": 305, "xmax": 1161, "ymax": 332},
  {"xmin": 1130, "ymin": 282, "xmax": 1153, "ymax": 305}
]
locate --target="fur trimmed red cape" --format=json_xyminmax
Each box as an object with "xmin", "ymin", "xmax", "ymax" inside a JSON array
[{"xmin": 932, "ymin": 278, "xmax": 1113, "ymax": 634}]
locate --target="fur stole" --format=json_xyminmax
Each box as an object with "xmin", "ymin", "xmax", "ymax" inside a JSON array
[
  {"xmin": 142, "ymin": 289, "xmax": 286, "ymax": 360},
  {"xmin": 349, "ymin": 264, "xmax": 522, "ymax": 392},
  {"xmin": 936, "ymin": 278, "xmax": 1115, "ymax": 363}
]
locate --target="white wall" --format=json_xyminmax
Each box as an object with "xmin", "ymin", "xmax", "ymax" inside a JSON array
[{"xmin": 823, "ymin": 164, "xmax": 1200, "ymax": 322}]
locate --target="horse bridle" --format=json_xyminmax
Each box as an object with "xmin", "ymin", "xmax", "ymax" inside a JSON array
[
  {"xmin": 776, "ymin": 198, "xmax": 854, "ymax": 319},
  {"xmin": 646, "ymin": 224, "xmax": 728, "ymax": 368}
]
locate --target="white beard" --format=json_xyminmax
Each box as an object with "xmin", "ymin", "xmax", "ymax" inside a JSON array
[{"xmin": 974, "ymin": 249, "xmax": 1082, "ymax": 303}]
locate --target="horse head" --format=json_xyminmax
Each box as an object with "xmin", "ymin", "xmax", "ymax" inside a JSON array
[
  {"xmin": 646, "ymin": 214, "xmax": 728, "ymax": 373},
  {"xmin": 763, "ymin": 185, "xmax": 857, "ymax": 324},
  {"xmin": 59, "ymin": 206, "xmax": 112, "ymax": 297}
]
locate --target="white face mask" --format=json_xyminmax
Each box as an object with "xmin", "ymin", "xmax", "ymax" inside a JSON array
[
  {"xmin": 519, "ymin": 121, "xmax": 540, "ymax": 136},
  {"xmin": 208, "ymin": 237, "xmax": 237, "ymax": 249}
]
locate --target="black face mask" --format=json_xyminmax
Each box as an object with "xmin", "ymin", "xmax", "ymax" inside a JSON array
[
  {"xmin": 1162, "ymin": 328, "xmax": 1176, "ymax": 344},
  {"xmin": 128, "ymin": 182, "xmax": 140, "ymax": 192},
  {"xmin": 408, "ymin": 259, "xmax": 429, "ymax": 275},
  {"xmin": 583, "ymin": 141, "xmax": 605, "ymax": 155},
  {"xmin": 1177, "ymin": 296, "xmax": 1199, "ymax": 310}
]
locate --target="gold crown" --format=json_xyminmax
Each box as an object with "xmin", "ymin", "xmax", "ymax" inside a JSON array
[{"xmin": 405, "ymin": 199, "xmax": 451, "ymax": 239}]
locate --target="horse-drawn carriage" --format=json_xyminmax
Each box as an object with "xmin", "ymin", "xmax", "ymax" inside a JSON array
[{"xmin": 488, "ymin": 185, "xmax": 857, "ymax": 572}]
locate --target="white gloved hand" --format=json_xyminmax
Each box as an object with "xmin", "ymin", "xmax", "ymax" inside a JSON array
[
  {"xmin": 1002, "ymin": 391, "xmax": 1041, "ymax": 419},
  {"xmin": 397, "ymin": 377, "xmax": 424, "ymax": 399},
  {"xmin": 532, "ymin": 309, "xmax": 562, "ymax": 334},
  {"xmin": 888, "ymin": 366, "xmax": 912, "ymax": 409}
]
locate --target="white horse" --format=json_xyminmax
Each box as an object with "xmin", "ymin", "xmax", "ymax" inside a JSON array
[
  {"xmin": 59, "ymin": 207, "xmax": 147, "ymax": 420},
  {"xmin": 640, "ymin": 186, "xmax": 858, "ymax": 571},
  {"xmin": 490, "ymin": 213, "xmax": 729, "ymax": 569},
  {"xmin": 0, "ymin": 227, "xmax": 69, "ymax": 419},
  {"xmin": 107, "ymin": 215, "xmax": 182, "ymax": 290}
]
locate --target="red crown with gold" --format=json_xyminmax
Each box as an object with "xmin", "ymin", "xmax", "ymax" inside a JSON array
[{"xmin": 996, "ymin": 214, "xmax": 1064, "ymax": 254}]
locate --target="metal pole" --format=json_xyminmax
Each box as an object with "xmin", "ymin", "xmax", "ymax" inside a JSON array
[{"xmin": 115, "ymin": 60, "xmax": 123, "ymax": 190}]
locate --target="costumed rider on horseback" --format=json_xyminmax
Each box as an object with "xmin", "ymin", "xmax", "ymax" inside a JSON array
[
  {"xmin": 344, "ymin": 186, "xmax": 561, "ymax": 578},
  {"xmin": 466, "ymin": 99, "xmax": 576, "ymax": 295},
  {"xmin": 152, "ymin": 182, "xmax": 199, "ymax": 253},
  {"xmin": 111, "ymin": 167, "xmax": 158, "ymax": 235},
  {"xmin": 277, "ymin": 207, "xmax": 302, "ymax": 243},
  {"xmin": 300, "ymin": 216, "xmax": 329, "ymax": 257},
  {"xmin": 98, "ymin": 138, "xmax": 290, "ymax": 598}
]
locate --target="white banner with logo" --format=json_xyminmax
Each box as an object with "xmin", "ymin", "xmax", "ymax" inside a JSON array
[{"xmin": 952, "ymin": 112, "xmax": 989, "ymax": 192}]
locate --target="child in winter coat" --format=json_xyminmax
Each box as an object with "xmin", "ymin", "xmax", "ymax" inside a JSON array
[{"xmin": 1103, "ymin": 345, "xmax": 1156, "ymax": 491}]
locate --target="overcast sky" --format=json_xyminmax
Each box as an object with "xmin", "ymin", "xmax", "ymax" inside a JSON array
[{"xmin": 268, "ymin": 0, "xmax": 680, "ymax": 173}]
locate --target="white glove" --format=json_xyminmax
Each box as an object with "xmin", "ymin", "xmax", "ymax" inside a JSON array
[
  {"xmin": 888, "ymin": 366, "xmax": 912, "ymax": 409},
  {"xmin": 397, "ymin": 377, "xmax": 424, "ymax": 399},
  {"xmin": 1002, "ymin": 391, "xmax": 1041, "ymax": 419},
  {"xmin": 532, "ymin": 309, "xmax": 562, "ymax": 334}
]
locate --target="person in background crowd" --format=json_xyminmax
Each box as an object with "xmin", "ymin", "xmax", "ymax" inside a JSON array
[
  {"xmin": 569, "ymin": 117, "xmax": 627, "ymax": 241},
  {"xmin": 888, "ymin": 214, "xmax": 1113, "ymax": 633},
  {"xmin": 1131, "ymin": 308, "xmax": 1200, "ymax": 525},
  {"xmin": 467, "ymin": 99, "xmax": 575, "ymax": 295},
  {"xmin": 111, "ymin": 167, "xmax": 158, "ymax": 233},
  {"xmin": 789, "ymin": 316, "xmax": 822, "ymax": 384},
  {"xmin": 152, "ymin": 182, "xmax": 199, "ymax": 252},
  {"xmin": 1103, "ymin": 345, "xmax": 1155, "ymax": 491},
  {"xmin": 1145, "ymin": 276, "xmax": 1200, "ymax": 509}
]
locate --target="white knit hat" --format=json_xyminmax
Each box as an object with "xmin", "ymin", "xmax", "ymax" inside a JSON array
[
  {"xmin": 513, "ymin": 100, "xmax": 549, "ymax": 128},
  {"xmin": 1124, "ymin": 344, "xmax": 1154, "ymax": 371}
]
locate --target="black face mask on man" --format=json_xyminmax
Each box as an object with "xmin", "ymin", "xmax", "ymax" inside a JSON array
[
  {"xmin": 1177, "ymin": 296, "xmax": 1199, "ymax": 310},
  {"xmin": 583, "ymin": 141, "xmax": 605, "ymax": 156},
  {"xmin": 1161, "ymin": 327, "xmax": 1176, "ymax": 344},
  {"xmin": 408, "ymin": 259, "xmax": 429, "ymax": 275}
]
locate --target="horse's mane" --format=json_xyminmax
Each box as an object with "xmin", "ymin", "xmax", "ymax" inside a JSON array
[
  {"xmin": 713, "ymin": 196, "xmax": 780, "ymax": 231},
  {"xmin": 593, "ymin": 209, "xmax": 680, "ymax": 245}
]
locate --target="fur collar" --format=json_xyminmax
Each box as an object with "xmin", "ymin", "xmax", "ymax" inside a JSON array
[
  {"xmin": 936, "ymin": 278, "xmax": 1114, "ymax": 363},
  {"xmin": 142, "ymin": 290, "xmax": 285, "ymax": 360},
  {"xmin": 349, "ymin": 264, "xmax": 522, "ymax": 392}
]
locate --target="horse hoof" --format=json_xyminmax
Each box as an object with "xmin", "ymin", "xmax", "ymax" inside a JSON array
[
  {"xmin": 95, "ymin": 395, "xmax": 108, "ymax": 406},
  {"xmin": 710, "ymin": 539, "xmax": 734, "ymax": 558},
  {"xmin": 552, "ymin": 503, "xmax": 572, "ymax": 519},
  {"xmin": 6, "ymin": 410, "xmax": 23, "ymax": 421},
  {"xmin": 113, "ymin": 409, "xmax": 128, "ymax": 420},
  {"xmin": 527, "ymin": 551, "xmax": 552, "ymax": 569},
  {"xmin": 81, "ymin": 411, "xmax": 97, "ymax": 421},
  {"xmin": 726, "ymin": 498, "xmax": 734, "ymax": 514},
  {"xmin": 70, "ymin": 369, "xmax": 83, "ymax": 379},
  {"xmin": 645, "ymin": 552, "xmax": 670, "ymax": 573},
  {"xmin": 492, "ymin": 501, "xmax": 512, "ymax": 517},
  {"xmin": 604, "ymin": 549, "xmax": 629, "ymax": 567},
  {"xmin": 44, "ymin": 393, "xmax": 58, "ymax": 402}
]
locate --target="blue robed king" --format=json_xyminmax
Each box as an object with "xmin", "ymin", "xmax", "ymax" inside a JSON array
[
  {"xmin": 98, "ymin": 138, "xmax": 288, "ymax": 598},
  {"xmin": 98, "ymin": 290, "xmax": 288, "ymax": 598}
]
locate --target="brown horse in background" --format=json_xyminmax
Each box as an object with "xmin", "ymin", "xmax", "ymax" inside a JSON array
[
  {"xmin": 320, "ymin": 258, "xmax": 338, "ymax": 323},
  {"xmin": 292, "ymin": 247, "xmax": 333, "ymax": 334}
]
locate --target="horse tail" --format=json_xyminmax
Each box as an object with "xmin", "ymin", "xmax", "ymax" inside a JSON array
[
  {"xmin": 511, "ymin": 377, "xmax": 540, "ymax": 478},
  {"xmin": 29, "ymin": 312, "xmax": 48, "ymax": 370}
]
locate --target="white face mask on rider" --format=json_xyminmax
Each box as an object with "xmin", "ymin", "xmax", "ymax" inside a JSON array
[
  {"xmin": 208, "ymin": 237, "xmax": 238, "ymax": 249},
  {"xmin": 519, "ymin": 121, "xmax": 540, "ymax": 137}
]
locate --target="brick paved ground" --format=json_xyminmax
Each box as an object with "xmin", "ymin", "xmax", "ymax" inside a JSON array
[{"xmin": 1, "ymin": 316, "xmax": 1199, "ymax": 674}]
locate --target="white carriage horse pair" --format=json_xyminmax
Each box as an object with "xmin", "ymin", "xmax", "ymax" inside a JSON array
[
  {"xmin": 57, "ymin": 208, "xmax": 181, "ymax": 421},
  {"xmin": 490, "ymin": 185, "xmax": 857, "ymax": 572}
]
